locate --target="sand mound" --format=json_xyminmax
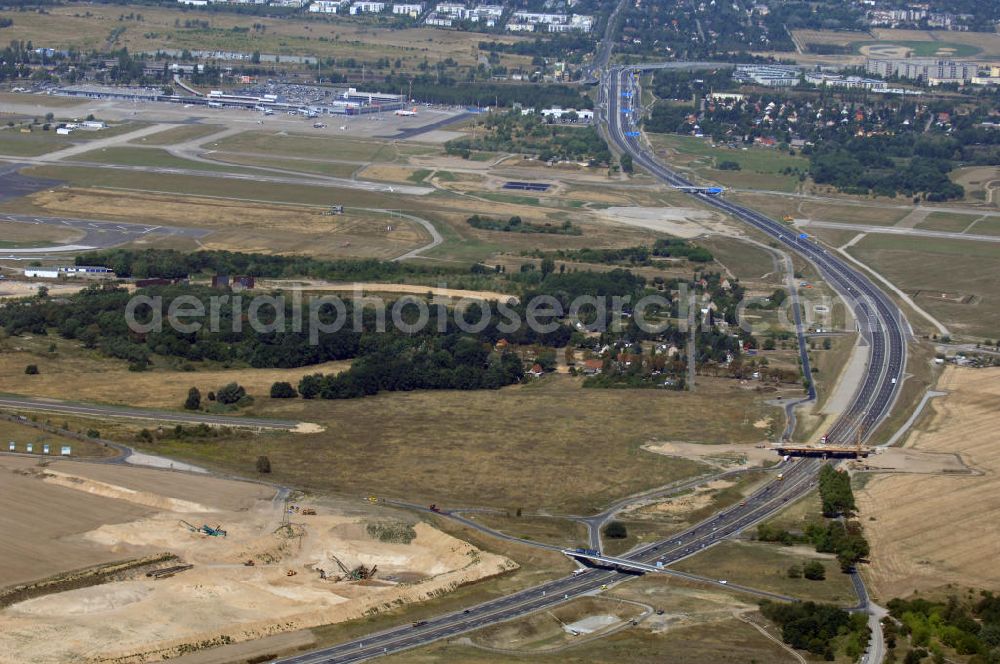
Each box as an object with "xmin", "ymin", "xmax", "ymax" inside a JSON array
[{"xmin": 9, "ymin": 581, "xmax": 151, "ymax": 616}]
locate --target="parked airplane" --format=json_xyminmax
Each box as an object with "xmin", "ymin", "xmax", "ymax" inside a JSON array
[{"xmin": 394, "ymin": 107, "xmax": 418, "ymax": 117}]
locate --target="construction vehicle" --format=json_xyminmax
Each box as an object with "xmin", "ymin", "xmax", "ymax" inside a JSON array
[
  {"xmin": 301, "ymin": 508, "xmax": 316, "ymax": 516},
  {"xmin": 776, "ymin": 473, "xmax": 784, "ymax": 480},
  {"xmin": 244, "ymin": 559, "xmax": 255, "ymax": 567},
  {"xmin": 180, "ymin": 520, "xmax": 227, "ymax": 537},
  {"xmin": 286, "ymin": 570, "xmax": 297, "ymax": 577},
  {"xmin": 428, "ymin": 504, "xmax": 440, "ymax": 513},
  {"xmin": 323, "ymin": 204, "xmax": 344, "ymax": 216},
  {"xmin": 782, "ymin": 215, "xmax": 794, "ymax": 222}
]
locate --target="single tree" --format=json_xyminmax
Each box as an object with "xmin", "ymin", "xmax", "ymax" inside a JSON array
[
  {"xmin": 183, "ymin": 387, "xmax": 201, "ymax": 410},
  {"xmin": 803, "ymin": 560, "xmax": 826, "ymax": 580},
  {"xmin": 24, "ymin": 364, "xmax": 39, "ymax": 375},
  {"xmin": 216, "ymin": 382, "xmax": 246, "ymax": 405},
  {"xmin": 603, "ymin": 520, "xmax": 628, "ymax": 539},
  {"xmin": 256, "ymin": 455, "xmax": 271, "ymax": 474},
  {"xmin": 270, "ymin": 381, "xmax": 298, "ymax": 398}
]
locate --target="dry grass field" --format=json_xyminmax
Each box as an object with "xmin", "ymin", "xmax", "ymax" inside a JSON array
[
  {"xmin": 951, "ymin": 166, "xmax": 1000, "ymax": 207},
  {"xmin": 0, "ymin": 4, "xmax": 529, "ymax": 69},
  {"xmin": 208, "ymin": 131, "xmax": 439, "ymax": 164},
  {"xmin": 0, "ymin": 335, "xmax": 351, "ymax": 409},
  {"xmin": 846, "ymin": 234, "xmax": 1000, "ymax": 338},
  {"xmin": 856, "ymin": 366, "xmax": 1000, "ymax": 600},
  {"xmin": 150, "ymin": 375, "xmax": 779, "ymax": 515},
  {"xmin": 0, "ymin": 419, "xmax": 117, "ymax": 458},
  {"xmin": 389, "ymin": 578, "xmax": 799, "ymax": 663},
  {"xmin": 129, "ymin": 124, "xmax": 228, "ymax": 147},
  {"xmin": 673, "ymin": 540, "xmax": 858, "ymax": 605},
  {"xmin": 7, "ymin": 187, "xmax": 429, "ymax": 259}
]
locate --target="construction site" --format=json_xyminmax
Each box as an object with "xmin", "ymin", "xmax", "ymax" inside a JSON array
[{"xmin": 0, "ymin": 456, "xmax": 515, "ymax": 664}]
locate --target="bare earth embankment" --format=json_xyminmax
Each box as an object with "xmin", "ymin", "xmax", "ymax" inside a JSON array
[
  {"xmin": 856, "ymin": 366, "xmax": 1000, "ymax": 599},
  {"xmin": 0, "ymin": 457, "xmax": 513, "ymax": 663}
]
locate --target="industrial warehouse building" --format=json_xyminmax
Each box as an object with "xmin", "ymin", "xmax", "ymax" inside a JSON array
[{"xmin": 24, "ymin": 266, "xmax": 115, "ymax": 279}]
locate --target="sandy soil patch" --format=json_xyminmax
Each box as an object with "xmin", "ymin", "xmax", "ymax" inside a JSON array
[
  {"xmin": 406, "ymin": 129, "xmax": 465, "ymax": 144},
  {"xmin": 261, "ymin": 279, "xmax": 518, "ymax": 304},
  {"xmin": 0, "ymin": 461, "xmax": 514, "ymax": 663},
  {"xmin": 596, "ymin": 206, "xmax": 733, "ymax": 238},
  {"xmin": 643, "ymin": 441, "xmax": 777, "ymax": 468},
  {"xmin": 0, "ymin": 279, "xmax": 97, "ymax": 300},
  {"xmin": 856, "ymin": 366, "xmax": 1000, "ymax": 599},
  {"xmin": 855, "ymin": 447, "xmax": 971, "ymax": 475},
  {"xmin": 621, "ymin": 478, "xmax": 738, "ymax": 520},
  {"xmin": 358, "ymin": 163, "xmax": 420, "ymax": 183}
]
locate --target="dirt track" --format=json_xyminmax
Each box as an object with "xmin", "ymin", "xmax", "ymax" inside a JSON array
[{"xmin": 856, "ymin": 366, "xmax": 1000, "ymax": 599}]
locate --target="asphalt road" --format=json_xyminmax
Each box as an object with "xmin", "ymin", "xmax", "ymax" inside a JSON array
[{"xmin": 0, "ymin": 395, "xmax": 304, "ymax": 431}]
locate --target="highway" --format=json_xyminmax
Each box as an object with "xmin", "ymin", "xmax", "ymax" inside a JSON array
[
  {"xmin": 270, "ymin": 31, "xmax": 907, "ymax": 664},
  {"xmin": 604, "ymin": 66, "xmax": 907, "ymax": 446},
  {"xmin": 270, "ymin": 73, "xmax": 908, "ymax": 664}
]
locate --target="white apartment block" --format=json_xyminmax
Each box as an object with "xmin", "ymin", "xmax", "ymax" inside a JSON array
[
  {"xmin": 392, "ymin": 2, "xmax": 423, "ymax": 15},
  {"xmin": 424, "ymin": 13, "xmax": 453, "ymax": 25},
  {"xmin": 434, "ymin": 2, "xmax": 468, "ymax": 17},
  {"xmin": 309, "ymin": 0, "xmax": 345, "ymax": 11},
  {"xmin": 350, "ymin": 0, "xmax": 386, "ymax": 13}
]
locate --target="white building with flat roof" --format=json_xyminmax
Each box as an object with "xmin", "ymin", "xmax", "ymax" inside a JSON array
[
  {"xmin": 350, "ymin": 0, "xmax": 386, "ymax": 13},
  {"xmin": 392, "ymin": 2, "xmax": 423, "ymax": 15},
  {"xmin": 309, "ymin": 0, "xmax": 346, "ymax": 11}
]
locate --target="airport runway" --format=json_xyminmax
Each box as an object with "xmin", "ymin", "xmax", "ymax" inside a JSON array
[
  {"xmin": 795, "ymin": 219, "xmax": 1000, "ymax": 243},
  {"xmin": 0, "ymin": 212, "xmax": 210, "ymax": 257}
]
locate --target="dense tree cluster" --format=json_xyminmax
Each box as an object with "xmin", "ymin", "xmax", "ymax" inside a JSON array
[
  {"xmin": 760, "ymin": 600, "xmax": 869, "ymax": 659},
  {"xmin": 806, "ymin": 520, "xmax": 870, "ymax": 572},
  {"xmin": 467, "ymin": 215, "xmax": 581, "ymax": 236},
  {"xmin": 297, "ymin": 336, "xmax": 525, "ymax": 399},
  {"xmin": 818, "ymin": 464, "xmax": 856, "ymax": 517},
  {"xmin": 886, "ymin": 592, "xmax": 1000, "ymax": 661},
  {"xmin": 74, "ymin": 248, "xmax": 459, "ymax": 282},
  {"xmin": 0, "ymin": 280, "xmax": 580, "ymax": 400},
  {"xmin": 445, "ymin": 111, "xmax": 611, "ymax": 165},
  {"xmin": 530, "ymin": 239, "xmax": 713, "ymax": 266}
]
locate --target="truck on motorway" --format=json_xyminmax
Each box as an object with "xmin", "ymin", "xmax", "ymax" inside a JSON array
[{"xmin": 574, "ymin": 548, "xmax": 600, "ymax": 556}]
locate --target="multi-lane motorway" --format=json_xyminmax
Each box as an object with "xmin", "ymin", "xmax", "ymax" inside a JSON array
[
  {"xmin": 605, "ymin": 67, "xmax": 907, "ymax": 446},
  {"xmin": 272, "ymin": 72, "xmax": 908, "ymax": 664}
]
